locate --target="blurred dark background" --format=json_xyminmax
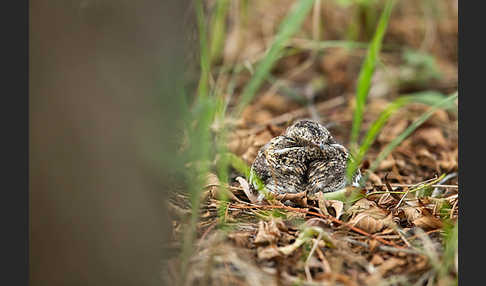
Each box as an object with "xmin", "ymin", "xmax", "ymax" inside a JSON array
[{"xmin": 30, "ymin": 1, "xmax": 194, "ymax": 285}]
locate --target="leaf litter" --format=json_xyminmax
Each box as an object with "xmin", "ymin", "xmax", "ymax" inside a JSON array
[{"xmin": 166, "ymin": 1, "xmax": 458, "ymax": 285}]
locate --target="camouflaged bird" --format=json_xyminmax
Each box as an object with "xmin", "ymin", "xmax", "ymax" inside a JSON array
[{"xmin": 250, "ymin": 119, "xmax": 361, "ymax": 199}]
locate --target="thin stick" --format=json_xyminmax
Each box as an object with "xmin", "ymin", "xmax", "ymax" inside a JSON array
[
  {"xmin": 315, "ymin": 246, "xmax": 332, "ymax": 273},
  {"xmin": 396, "ymin": 229, "xmax": 412, "ymax": 248},
  {"xmin": 367, "ymin": 174, "xmax": 447, "ymax": 196},
  {"xmin": 390, "ymin": 184, "xmax": 458, "ymax": 189},
  {"xmin": 450, "ymin": 199, "xmax": 458, "ymax": 219},
  {"xmin": 305, "ymin": 232, "xmax": 323, "ymax": 282}
]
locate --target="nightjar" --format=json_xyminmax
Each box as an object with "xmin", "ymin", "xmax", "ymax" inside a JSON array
[{"xmin": 250, "ymin": 119, "xmax": 361, "ymax": 199}]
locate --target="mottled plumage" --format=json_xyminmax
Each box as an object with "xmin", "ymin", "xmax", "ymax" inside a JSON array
[{"xmin": 250, "ymin": 119, "xmax": 361, "ymax": 197}]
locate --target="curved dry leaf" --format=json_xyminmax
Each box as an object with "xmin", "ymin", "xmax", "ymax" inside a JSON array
[
  {"xmin": 254, "ymin": 220, "xmax": 281, "ymax": 245},
  {"xmin": 349, "ymin": 213, "xmax": 386, "ymax": 234},
  {"xmin": 236, "ymin": 176, "xmax": 259, "ymax": 203},
  {"xmin": 348, "ymin": 208, "xmax": 393, "ymax": 234},
  {"xmin": 204, "ymin": 173, "xmax": 239, "ymax": 201},
  {"xmin": 325, "ymin": 200, "xmax": 344, "ymax": 220},
  {"xmin": 412, "ymin": 215, "xmax": 443, "ymax": 230},
  {"xmin": 368, "ymin": 172, "xmax": 383, "ymax": 185},
  {"xmin": 399, "ymin": 205, "xmax": 443, "ymax": 230},
  {"xmin": 377, "ymin": 193, "xmax": 398, "ymax": 208},
  {"xmin": 316, "ymin": 192, "xmax": 330, "ymax": 216},
  {"xmin": 316, "ymin": 189, "xmax": 343, "ymax": 217},
  {"xmin": 346, "ymin": 198, "xmax": 378, "ymax": 217},
  {"xmin": 401, "ymin": 206, "xmax": 422, "ymax": 223},
  {"xmin": 205, "ymin": 172, "xmax": 221, "ymax": 193}
]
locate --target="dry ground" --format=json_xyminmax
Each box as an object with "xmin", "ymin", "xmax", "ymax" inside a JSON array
[{"xmin": 166, "ymin": 1, "xmax": 458, "ymax": 285}]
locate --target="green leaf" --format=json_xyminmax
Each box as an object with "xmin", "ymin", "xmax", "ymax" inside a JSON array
[
  {"xmin": 350, "ymin": 0, "xmax": 395, "ymax": 147},
  {"xmin": 209, "ymin": 0, "xmax": 231, "ymax": 65},
  {"xmin": 195, "ymin": 0, "xmax": 211, "ymax": 99},
  {"xmin": 366, "ymin": 92, "xmax": 458, "ymax": 177},
  {"xmin": 346, "ymin": 91, "xmax": 455, "ymax": 182}
]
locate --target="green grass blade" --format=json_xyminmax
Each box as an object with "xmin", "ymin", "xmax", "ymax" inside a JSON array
[
  {"xmin": 346, "ymin": 91, "xmax": 454, "ymax": 181},
  {"xmin": 321, "ymin": 187, "xmax": 365, "ymax": 204},
  {"xmin": 209, "ymin": 0, "xmax": 231, "ymax": 65},
  {"xmin": 440, "ymin": 220, "xmax": 458, "ymax": 278},
  {"xmin": 179, "ymin": 96, "xmax": 219, "ymax": 279},
  {"xmin": 403, "ymin": 90, "xmax": 458, "ymax": 111},
  {"xmin": 347, "ymin": 96, "xmax": 411, "ymax": 180},
  {"xmin": 289, "ymin": 39, "xmax": 370, "ymax": 50},
  {"xmin": 234, "ymin": 0, "xmax": 315, "ymax": 117},
  {"xmin": 365, "ymin": 92, "xmax": 458, "ymax": 179},
  {"xmin": 350, "ymin": 0, "xmax": 395, "ymax": 148},
  {"xmin": 195, "ymin": 0, "xmax": 211, "ymax": 99},
  {"xmin": 223, "ymin": 152, "xmax": 272, "ymax": 199}
]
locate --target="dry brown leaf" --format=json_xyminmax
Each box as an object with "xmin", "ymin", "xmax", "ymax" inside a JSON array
[
  {"xmin": 228, "ymin": 132, "xmax": 256, "ymax": 156},
  {"xmin": 205, "ymin": 172, "xmax": 221, "ymax": 194},
  {"xmin": 412, "ymin": 215, "xmax": 443, "ymax": 230},
  {"xmin": 315, "ymin": 192, "xmax": 344, "ymax": 219},
  {"xmin": 257, "ymin": 93, "xmax": 299, "ymax": 114},
  {"xmin": 438, "ymin": 148, "xmax": 458, "ymax": 171},
  {"xmin": 368, "ymin": 172, "xmax": 383, "ymax": 186},
  {"xmin": 236, "ymin": 176, "xmax": 259, "ymax": 203},
  {"xmin": 316, "ymin": 192, "xmax": 330, "ymax": 216},
  {"xmin": 368, "ymin": 239, "xmax": 380, "ymax": 252},
  {"xmin": 365, "ymin": 257, "xmax": 406, "ymax": 285},
  {"xmin": 257, "ymin": 245, "xmax": 281, "ymax": 260},
  {"xmin": 401, "ymin": 206, "xmax": 423, "ymax": 223},
  {"xmin": 347, "ymin": 198, "xmax": 378, "ymax": 216},
  {"xmin": 203, "ymin": 173, "xmax": 240, "ymax": 202},
  {"xmin": 370, "ymin": 254, "xmax": 384, "ymax": 266},
  {"xmin": 349, "ymin": 211, "xmax": 387, "ymax": 234},
  {"xmin": 241, "ymin": 145, "xmax": 260, "ymax": 164},
  {"xmin": 378, "ymin": 118, "xmax": 409, "ymax": 144},
  {"xmin": 252, "ymin": 110, "xmax": 274, "ymax": 124},
  {"xmin": 430, "ymin": 109, "xmax": 450, "ymax": 123},
  {"xmin": 376, "ymin": 193, "xmax": 398, "ymax": 208},
  {"xmin": 228, "ymin": 232, "xmax": 253, "ymax": 248},
  {"xmin": 378, "ymin": 155, "xmax": 396, "ymax": 171},
  {"xmin": 254, "ymin": 219, "xmax": 282, "ymax": 245},
  {"xmin": 399, "ymin": 206, "xmax": 443, "ymax": 230},
  {"xmin": 348, "ymin": 200, "xmax": 394, "ymax": 233},
  {"xmin": 414, "ymin": 127, "xmax": 447, "ymax": 148},
  {"xmin": 326, "ymin": 200, "xmax": 344, "ymax": 220}
]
